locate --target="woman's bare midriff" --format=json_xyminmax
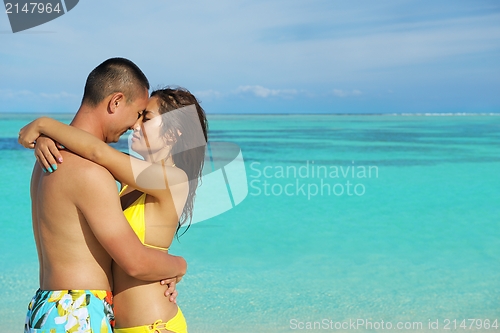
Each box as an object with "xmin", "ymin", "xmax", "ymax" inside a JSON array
[{"xmin": 112, "ymin": 262, "xmax": 179, "ymax": 328}]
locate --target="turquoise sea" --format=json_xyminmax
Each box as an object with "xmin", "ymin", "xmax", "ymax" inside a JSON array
[{"xmin": 1, "ymin": 114, "xmax": 499, "ymax": 332}]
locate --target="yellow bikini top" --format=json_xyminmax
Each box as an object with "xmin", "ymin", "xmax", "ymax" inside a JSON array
[{"xmin": 120, "ymin": 185, "xmax": 169, "ymax": 251}]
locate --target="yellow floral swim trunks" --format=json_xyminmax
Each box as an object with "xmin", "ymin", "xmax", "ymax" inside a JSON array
[{"xmin": 24, "ymin": 289, "xmax": 114, "ymax": 333}]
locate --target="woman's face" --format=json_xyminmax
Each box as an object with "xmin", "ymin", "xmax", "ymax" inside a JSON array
[{"xmin": 130, "ymin": 97, "xmax": 171, "ymax": 160}]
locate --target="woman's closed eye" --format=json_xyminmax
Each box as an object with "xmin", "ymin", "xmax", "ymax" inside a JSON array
[{"xmin": 142, "ymin": 111, "xmax": 152, "ymax": 122}]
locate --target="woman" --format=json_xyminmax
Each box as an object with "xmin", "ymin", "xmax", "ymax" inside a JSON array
[{"xmin": 19, "ymin": 87, "xmax": 208, "ymax": 333}]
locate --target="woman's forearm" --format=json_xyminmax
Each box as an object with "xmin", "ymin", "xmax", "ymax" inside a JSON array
[
  {"xmin": 37, "ymin": 117, "xmax": 111, "ymax": 165},
  {"xmin": 28, "ymin": 117, "xmax": 184, "ymax": 197}
]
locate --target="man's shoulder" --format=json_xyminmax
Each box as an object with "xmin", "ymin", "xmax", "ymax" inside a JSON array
[
  {"xmin": 61, "ymin": 152, "xmax": 113, "ymax": 183},
  {"xmin": 61, "ymin": 154, "xmax": 118, "ymax": 206}
]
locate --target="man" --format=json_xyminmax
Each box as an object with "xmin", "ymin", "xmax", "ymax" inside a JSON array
[{"xmin": 22, "ymin": 58, "xmax": 186, "ymax": 332}]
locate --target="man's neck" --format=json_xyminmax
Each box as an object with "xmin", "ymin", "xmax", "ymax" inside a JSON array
[{"xmin": 70, "ymin": 105, "xmax": 106, "ymax": 142}]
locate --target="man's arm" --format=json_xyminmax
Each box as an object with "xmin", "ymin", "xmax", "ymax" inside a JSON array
[{"xmin": 74, "ymin": 162, "xmax": 186, "ymax": 281}]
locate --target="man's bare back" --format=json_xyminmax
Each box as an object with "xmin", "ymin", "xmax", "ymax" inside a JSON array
[{"xmin": 31, "ymin": 150, "xmax": 117, "ymax": 291}]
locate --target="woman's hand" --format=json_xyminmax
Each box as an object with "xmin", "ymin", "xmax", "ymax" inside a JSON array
[
  {"xmin": 34, "ymin": 136, "xmax": 64, "ymax": 173},
  {"xmin": 18, "ymin": 118, "xmax": 44, "ymax": 149},
  {"xmin": 160, "ymin": 277, "xmax": 180, "ymax": 303},
  {"xmin": 18, "ymin": 118, "xmax": 64, "ymax": 173}
]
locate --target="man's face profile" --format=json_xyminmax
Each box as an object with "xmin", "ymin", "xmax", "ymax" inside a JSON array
[{"xmin": 110, "ymin": 89, "xmax": 149, "ymax": 143}]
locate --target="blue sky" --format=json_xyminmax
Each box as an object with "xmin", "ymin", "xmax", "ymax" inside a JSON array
[{"xmin": 0, "ymin": 0, "xmax": 499, "ymax": 114}]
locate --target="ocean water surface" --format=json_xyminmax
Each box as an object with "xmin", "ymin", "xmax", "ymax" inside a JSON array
[{"xmin": 0, "ymin": 114, "xmax": 499, "ymax": 332}]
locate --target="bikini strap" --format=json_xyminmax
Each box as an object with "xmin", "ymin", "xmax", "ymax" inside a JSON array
[
  {"xmin": 144, "ymin": 243, "xmax": 169, "ymax": 251},
  {"xmin": 119, "ymin": 184, "xmax": 128, "ymax": 195}
]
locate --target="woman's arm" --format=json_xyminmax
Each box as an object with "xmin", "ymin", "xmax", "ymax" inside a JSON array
[
  {"xmin": 19, "ymin": 117, "xmax": 188, "ymax": 199},
  {"xmin": 32, "ymin": 136, "xmax": 64, "ymax": 173}
]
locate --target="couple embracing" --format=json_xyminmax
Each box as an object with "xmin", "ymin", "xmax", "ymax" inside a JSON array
[{"xmin": 19, "ymin": 57, "xmax": 208, "ymax": 333}]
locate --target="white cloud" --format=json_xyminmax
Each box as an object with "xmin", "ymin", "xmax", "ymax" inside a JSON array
[
  {"xmin": 333, "ymin": 89, "xmax": 362, "ymax": 97},
  {"xmin": 0, "ymin": 89, "xmax": 78, "ymax": 100},
  {"xmin": 236, "ymin": 85, "xmax": 297, "ymax": 98},
  {"xmin": 0, "ymin": 90, "xmax": 32, "ymax": 99},
  {"xmin": 193, "ymin": 89, "xmax": 222, "ymax": 99},
  {"xmin": 39, "ymin": 91, "xmax": 79, "ymax": 99}
]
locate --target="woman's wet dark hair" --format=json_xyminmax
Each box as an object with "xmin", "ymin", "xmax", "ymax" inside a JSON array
[{"xmin": 150, "ymin": 87, "xmax": 208, "ymax": 236}]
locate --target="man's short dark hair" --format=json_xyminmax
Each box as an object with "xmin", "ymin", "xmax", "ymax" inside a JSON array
[{"xmin": 82, "ymin": 58, "xmax": 150, "ymax": 106}]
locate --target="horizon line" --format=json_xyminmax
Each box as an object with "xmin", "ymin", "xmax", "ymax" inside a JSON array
[{"xmin": 1, "ymin": 112, "xmax": 500, "ymax": 117}]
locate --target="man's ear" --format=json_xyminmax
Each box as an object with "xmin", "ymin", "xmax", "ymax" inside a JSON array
[{"xmin": 108, "ymin": 93, "xmax": 125, "ymax": 114}]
